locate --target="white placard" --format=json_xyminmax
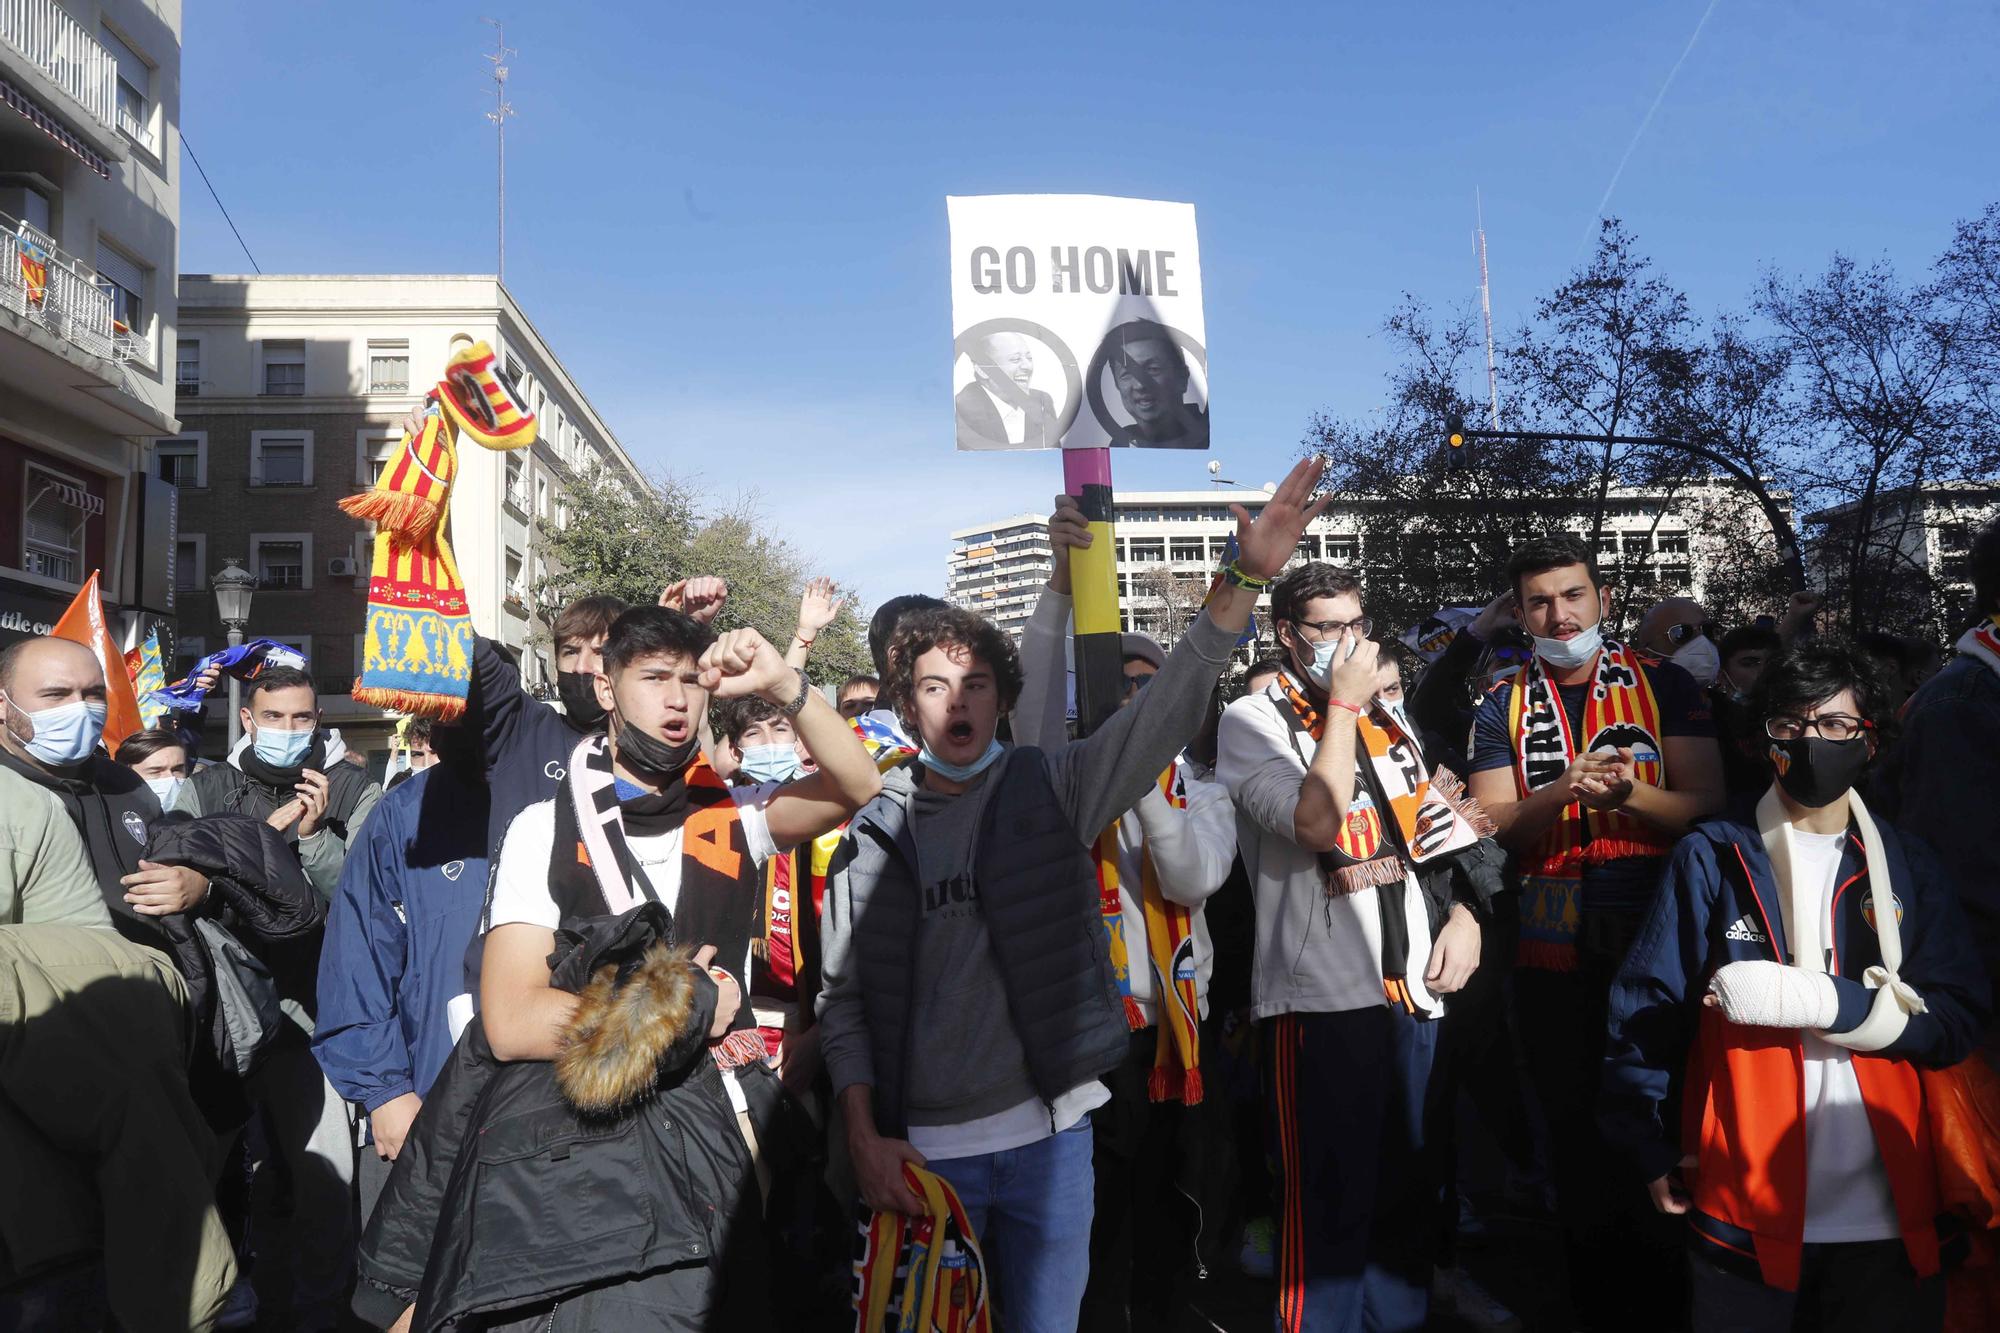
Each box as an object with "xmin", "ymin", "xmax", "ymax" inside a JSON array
[{"xmin": 947, "ymin": 194, "xmax": 1208, "ymax": 451}]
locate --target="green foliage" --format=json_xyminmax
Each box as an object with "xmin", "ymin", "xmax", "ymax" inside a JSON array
[{"xmin": 530, "ymin": 470, "xmax": 871, "ymax": 686}]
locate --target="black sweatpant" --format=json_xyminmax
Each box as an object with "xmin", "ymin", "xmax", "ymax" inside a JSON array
[{"xmin": 1688, "ymin": 1239, "xmax": 1945, "ymax": 1333}]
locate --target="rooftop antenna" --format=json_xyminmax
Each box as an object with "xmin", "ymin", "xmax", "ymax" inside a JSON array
[
  {"xmin": 1475, "ymin": 188, "xmax": 1500, "ymax": 430},
  {"xmin": 481, "ymin": 19, "xmax": 515, "ymax": 285}
]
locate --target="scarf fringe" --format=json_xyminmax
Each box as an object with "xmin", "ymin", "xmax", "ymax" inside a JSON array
[
  {"xmin": 1428, "ymin": 767, "xmax": 1499, "ymax": 839},
  {"xmin": 1329, "ymin": 855, "xmax": 1409, "ymax": 896},
  {"xmin": 1578, "ymin": 836, "xmax": 1672, "ymax": 865},
  {"xmin": 1148, "ymin": 1065, "xmax": 1204, "ymax": 1105},
  {"xmin": 1517, "ymin": 939, "xmax": 1580, "ymax": 972},
  {"xmin": 1123, "ymin": 995, "xmax": 1147, "ymax": 1030},
  {"xmin": 351, "ymin": 682, "xmax": 468, "ymax": 720},
  {"xmin": 337, "ymin": 487, "xmax": 441, "ymax": 535}
]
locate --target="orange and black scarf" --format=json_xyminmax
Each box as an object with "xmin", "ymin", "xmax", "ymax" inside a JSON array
[
  {"xmin": 1275, "ymin": 673, "xmax": 1491, "ymax": 1009},
  {"xmin": 1093, "ymin": 763, "xmax": 1205, "ymax": 1103},
  {"xmin": 1506, "ymin": 642, "xmax": 1674, "ymax": 970},
  {"xmin": 549, "ymin": 735, "xmax": 767, "ymax": 1070}
]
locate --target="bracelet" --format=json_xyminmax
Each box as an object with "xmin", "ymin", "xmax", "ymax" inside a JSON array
[
  {"xmin": 1218, "ymin": 561, "xmax": 1269, "ymax": 591},
  {"xmin": 793, "ymin": 633, "xmax": 815, "ymax": 647},
  {"xmin": 778, "ymin": 666, "xmax": 811, "ymax": 718},
  {"xmin": 1326, "ymin": 698, "xmax": 1365, "ymax": 716}
]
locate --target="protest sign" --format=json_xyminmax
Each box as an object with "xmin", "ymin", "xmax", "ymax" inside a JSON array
[{"xmin": 947, "ymin": 194, "xmax": 1207, "ymax": 451}]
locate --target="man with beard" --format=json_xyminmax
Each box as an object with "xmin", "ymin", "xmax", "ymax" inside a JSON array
[
  {"xmin": 956, "ymin": 331, "xmax": 1062, "ymax": 447},
  {"xmin": 1102, "ymin": 319, "xmax": 1208, "ymax": 450},
  {"xmin": 1465, "ymin": 533, "xmax": 1723, "ymax": 1331},
  {"xmin": 314, "ymin": 713, "xmax": 491, "ymax": 1226}
]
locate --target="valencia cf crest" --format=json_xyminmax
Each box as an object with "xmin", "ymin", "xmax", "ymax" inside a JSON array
[
  {"xmin": 1335, "ymin": 794, "xmax": 1385, "ymax": 861},
  {"xmin": 1861, "ymin": 891, "xmax": 1904, "ymax": 932},
  {"xmin": 122, "ymin": 810, "xmax": 147, "ymax": 845}
]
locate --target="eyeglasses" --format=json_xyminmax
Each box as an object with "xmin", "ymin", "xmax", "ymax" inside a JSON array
[
  {"xmin": 1292, "ymin": 617, "xmax": 1374, "ymax": 641},
  {"xmin": 1122, "ymin": 672, "xmax": 1155, "ymax": 695},
  {"xmin": 1765, "ymin": 714, "xmax": 1873, "ymax": 742},
  {"xmin": 1664, "ymin": 621, "xmax": 1717, "ymax": 648}
]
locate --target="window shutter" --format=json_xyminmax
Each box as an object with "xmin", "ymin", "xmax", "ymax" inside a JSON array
[{"xmin": 96, "ymin": 245, "xmax": 144, "ymax": 296}]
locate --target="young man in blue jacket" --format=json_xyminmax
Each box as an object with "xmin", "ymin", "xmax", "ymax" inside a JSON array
[
  {"xmin": 1602, "ymin": 638, "xmax": 1990, "ymax": 1332},
  {"xmin": 313, "ymin": 715, "xmax": 490, "ymax": 1224}
]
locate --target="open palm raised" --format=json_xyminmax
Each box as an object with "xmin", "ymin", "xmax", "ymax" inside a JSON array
[{"xmin": 1230, "ymin": 455, "xmax": 1332, "ymax": 580}]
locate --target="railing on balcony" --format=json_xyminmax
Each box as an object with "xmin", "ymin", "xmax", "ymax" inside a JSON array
[
  {"xmin": 0, "ymin": 0, "xmax": 119, "ymax": 133},
  {"xmin": 0, "ymin": 211, "xmax": 119, "ymax": 362}
]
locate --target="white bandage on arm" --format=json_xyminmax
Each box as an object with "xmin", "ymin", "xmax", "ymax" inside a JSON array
[{"xmin": 1707, "ymin": 960, "xmax": 1839, "ymax": 1030}]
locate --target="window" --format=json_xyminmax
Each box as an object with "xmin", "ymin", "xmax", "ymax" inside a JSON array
[
  {"xmin": 1326, "ymin": 538, "xmax": 1359, "ymax": 563},
  {"xmin": 176, "ymin": 339, "xmax": 199, "ymax": 395},
  {"xmin": 355, "ymin": 428, "xmax": 399, "ymax": 485},
  {"xmin": 1169, "ymin": 540, "xmax": 1205, "ymax": 563},
  {"xmin": 101, "ymin": 26, "xmax": 155, "ymax": 151},
  {"xmin": 1295, "ymin": 535, "xmax": 1320, "ymax": 559},
  {"xmin": 252, "ymin": 535, "xmax": 311, "ymax": 590},
  {"xmin": 251, "ymin": 432, "xmax": 313, "ymax": 486},
  {"xmin": 1657, "ymin": 533, "xmax": 1689, "ymax": 555},
  {"xmin": 173, "ymin": 535, "xmax": 205, "ymax": 592},
  {"xmin": 154, "ymin": 435, "xmax": 205, "ymax": 488},
  {"xmin": 23, "ymin": 465, "xmax": 90, "ymax": 583},
  {"xmin": 1128, "ymin": 539, "xmax": 1165, "ymax": 563},
  {"xmin": 97, "ymin": 245, "xmax": 148, "ymax": 355},
  {"xmin": 368, "ymin": 340, "xmax": 409, "ymax": 393},
  {"xmin": 504, "ymin": 453, "xmax": 527, "ymax": 511},
  {"xmin": 536, "ymin": 474, "xmax": 550, "ymax": 519},
  {"xmin": 504, "ymin": 549, "xmax": 526, "ymax": 607},
  {"xmin": 263, "ymin": 340, "xmax": 305, "ymax": 395}
]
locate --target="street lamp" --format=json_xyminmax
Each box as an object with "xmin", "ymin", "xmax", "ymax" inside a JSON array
[{"xmin": 212, "ymin": 558, "xmax": 258, "ymax": 747}]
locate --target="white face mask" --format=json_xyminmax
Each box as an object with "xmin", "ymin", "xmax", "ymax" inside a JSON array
[
  {"xmin": 1297, "ymin": 632, "xmax": 1359, "ymax": 690},
  {"xmin": 1531, "ymin": 622, "xmax": 1603, "ymax": 671},
  {"xmin": 144, "ymin": 773, "xmax": 185, "ymax": 809},
  {"xmin": 1671, "ymin": 634, "xmax": 1721, "ymax": 688},
  {"xmin": 5, "ymin": 695, "xmax": 108, "ymax": 767}
]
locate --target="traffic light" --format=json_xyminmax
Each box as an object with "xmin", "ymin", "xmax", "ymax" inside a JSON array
[{"xmin": 1445, "ymin": 413, "xmax": 1467, "ymax": 468}]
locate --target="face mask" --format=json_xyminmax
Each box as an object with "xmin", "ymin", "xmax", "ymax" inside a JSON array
[
  {"xmin": 1379, "ymin": 698, "xmax": 1412, "ymax": 736},
  {"xmin": 557, "ymin": 671, "xmax": 608, "ymax": 729},
  {"xmin": 737, "ymin": 743, "xmax": 804, "ymax": 785},
  {"xmin": 919, "ymin": 738, "xmax": 1005, "ymax": 784},
  {"xmin": 6, "ymin": 697, "xmax": 107, "ymax": 767},
  {"xmin": 1671, "ymin": 634, "xmax": 1721, "ymax": 688},
  {"xmin": 252, "ymin": 724, "xmax": 314, "ymax": 769},
  {"xmin": 145, "ymin": 774, "xmax": 185, "ymax": 809},
  {"xmin": 614, "ymin": 718, "xmax": 698, "ymax": 779},
  {"xmin": 1770, "ymin": 735, "xmax": 1873, "ymax": 809},
  {"xmin": 1296, "ymin": 634, "xmax": 1357, "ymax": 690},
  {"xmin": 1531, "ymin": 622, "xmax": 1603, "ymax": 671}
]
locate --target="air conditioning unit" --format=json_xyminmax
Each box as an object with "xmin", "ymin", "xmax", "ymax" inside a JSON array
[{"xmin": 328, "ymin": 556, "xmax": 359, "ymax": 577}]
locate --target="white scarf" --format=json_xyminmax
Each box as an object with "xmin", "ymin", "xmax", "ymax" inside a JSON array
[{"xmin": 1755, "ymin": 784, "xmax": 1927, "ymax": 1052}]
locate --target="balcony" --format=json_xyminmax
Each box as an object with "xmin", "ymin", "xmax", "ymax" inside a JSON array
[
  {"xmin": 0, "ymin": 212, "xmax": 116, "ymax": 360},
  {"xmin": 0, "ymin": 0, "xmax": 125, "ymax": 164}
]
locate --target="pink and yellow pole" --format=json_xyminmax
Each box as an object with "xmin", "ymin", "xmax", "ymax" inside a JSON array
[{"xmin": 1064, "ymin": 447, "xmax": 1124, "ymax": 737}]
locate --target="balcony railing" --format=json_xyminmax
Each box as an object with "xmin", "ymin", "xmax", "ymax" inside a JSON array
[
  {"xmin": 0, "ymin": 0, "xmax": 118, "ymax": 132},
  {"xmin": 0, "ymin": 211, "xmax": 120, "ymax": 362}
]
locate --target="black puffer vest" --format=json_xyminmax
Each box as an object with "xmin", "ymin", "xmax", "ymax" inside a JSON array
[
  {"xmin": 189, "ymin": 743, "xmax": 374, "ymax": 847},
  {"xmin": 838, "ymin": 747, "xmax": 1130, "ymax": 1138}
]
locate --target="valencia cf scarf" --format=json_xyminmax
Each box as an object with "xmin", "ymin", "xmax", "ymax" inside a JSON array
[
  {"xmin": 1093, "ymin": 762, "xmax": 1205, "ymax": 1104},
  {"xmin": 1276, "ymin": 674, "xmax": 1492, "ymax": 1010},
  {"xmin": 548, "ymin": 735, "xmax": 768, "ymax": 1071},
  {"xmin": 1506, "ymin": 641, "xmax": 1674, "ymax": 970},
  {"xmin": 341, "ymin": 339, "xmax": 536, "ymax": 720},
  {"xmin": 853, "ymin": 1164, "xmax": 991, "ymax": 1333}
]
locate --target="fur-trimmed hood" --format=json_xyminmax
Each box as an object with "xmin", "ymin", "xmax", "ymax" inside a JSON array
[{"xmin": 547, "ymin": 905, "xmax": 717, "ymax": 1115}]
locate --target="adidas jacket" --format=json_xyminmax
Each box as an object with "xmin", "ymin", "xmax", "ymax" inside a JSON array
[{"xmin": 1601, "ymin": 808, "xmax": 1990, "ymax": 1290}]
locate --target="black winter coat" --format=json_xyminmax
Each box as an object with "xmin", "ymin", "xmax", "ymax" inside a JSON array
[{"xmin": 355, "ymin": 906, "xmax": 775, "ymax": 1332}]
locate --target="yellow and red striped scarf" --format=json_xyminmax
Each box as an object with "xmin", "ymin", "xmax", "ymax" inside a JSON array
[
  {"xmin": 341, "ymin": 339, "xmax": 535, "ymax": 719},
  {"xmin": 1507, "ymin": 641, "xmax": 1674, "ymax": 969},
  {"xmin": 1093, "ymin": 763, "xmax": 1204, "ymax": 1104},
  {"xmin": 853, "ymin": 1164, "xmax": 991, "ymax": 1333}
]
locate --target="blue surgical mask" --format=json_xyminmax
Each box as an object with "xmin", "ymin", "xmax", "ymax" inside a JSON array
[
  {"xmin": 737, "ymin": 743, "xmax": 805, "ymax": 785},
  {"xmin": 919, "ymin": 738, "xmax": 1005, "ymax": 784},
  {"xmin": 1531, "ymin": 622, "xmax": 1603, "ymax": 671},
  {"xmin": 1300, "ymin": 634, "xmax": 1357, "ymax": 690},
  {"xmin": 145, "ymin": 774, "xmax": 185, "ymax": 809},
  {"xmin": 7, "ymin": 697, "xmax": 107, "ymax": 767},
  {"xmin": 253, "ymin": 724, "xmax": 314, "ymax": 769}
]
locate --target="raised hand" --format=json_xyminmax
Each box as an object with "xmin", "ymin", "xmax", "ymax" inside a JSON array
[
  {"xmin": 1230, "ymin": 455, "xmax": 1331, "ymax": 580},
  {"xmin": 697, "ymin": 628, "xmax": 796, "ymax": 704},
  {"xmin": 795, "ymin": 576, "xmax": 845, "ymax": 639},
  {"xmin": 660, "ymin": 576, "xmax": 730, "ymax": 626},
  {"xmin": 1047, "ymin": 494, "xmax": 1092, "ymax": 595}
]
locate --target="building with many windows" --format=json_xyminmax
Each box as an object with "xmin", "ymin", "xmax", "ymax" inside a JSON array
[
  {"xmin": 159, "ymin": 274, "xmax": 645, "ymax": 759},
  {"xmin": 0, "ymin": 0, "xmax": 181, "ymax": 649}
]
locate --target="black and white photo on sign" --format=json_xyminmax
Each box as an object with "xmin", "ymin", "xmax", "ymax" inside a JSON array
[{"xmin": 947, "ymin": 194, "xmax": 1207, "ymax": 452}]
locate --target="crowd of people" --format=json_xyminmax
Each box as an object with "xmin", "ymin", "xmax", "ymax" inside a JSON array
[{"xmin": 3, "ymin": 457, "xmax": 1999, "ymax": 1333}]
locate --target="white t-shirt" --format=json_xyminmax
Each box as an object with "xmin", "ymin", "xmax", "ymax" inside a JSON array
[
  {"xmin": 908, "ymin": 1082, "xmax": 1111, "ymax": 1162},
  {"xmin": 1794, "ymin": 828, "xmax": 1902, "ymax": 1243}
]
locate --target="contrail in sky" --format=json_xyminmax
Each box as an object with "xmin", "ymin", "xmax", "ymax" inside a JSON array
[{"xmin": 1582, "ymin": 0, "xmax": 1724, "ymax": 252}]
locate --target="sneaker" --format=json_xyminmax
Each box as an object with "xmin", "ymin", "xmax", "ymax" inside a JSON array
[
  {"xmin": 1238, "ymin": 1216, "xmax": 1276, "ymax": 1280},
  {"xmin": 216, "ymin": 1278, "xmax": 258, "ymax": 1330},
  {"xmin": 1433, "ymin": 1266, "xmax": 1521, "ymax": 1332}
]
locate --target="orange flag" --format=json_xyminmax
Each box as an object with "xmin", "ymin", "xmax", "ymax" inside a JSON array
[{"xmin": 51, "ymin": 570, "xmax": 143, "ymax": 754}]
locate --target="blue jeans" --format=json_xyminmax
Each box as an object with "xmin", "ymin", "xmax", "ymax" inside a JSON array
[{"xmin": 927, "ymin": 1121, "xmax": 1096, "ymax": 1333}]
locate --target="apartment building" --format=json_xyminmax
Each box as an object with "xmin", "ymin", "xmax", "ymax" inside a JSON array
[
  {"xmin": 0, "ymin": 0, "xmax": 181, "ymax": 648},
  {"xmin": 161, "ymin": 274, "xmax": 645, "ymax": 757}
]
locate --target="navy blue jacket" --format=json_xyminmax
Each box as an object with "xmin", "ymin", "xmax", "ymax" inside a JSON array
[
  {"xmin": 471, "ymin": 635, "xmax": 591, "ymax": 850},
  {"xmin": 1873, "ymin": 653, "xmax": 2000, "ymax": 992},
  {"xmin": 1601, "ymin": 807, "xmax": 1990, "ymax": 1185},
  {"xmin": 313, "ymin": 764, "xmax": 490, "ymax": 1117}
]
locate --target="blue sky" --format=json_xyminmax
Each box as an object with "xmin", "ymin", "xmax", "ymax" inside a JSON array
[{"xmin": 180, "ymin": 1, "xmax": 2000, "ymax": 608}]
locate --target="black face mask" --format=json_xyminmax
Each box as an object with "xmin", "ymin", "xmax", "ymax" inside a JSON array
[
  {"xmin": 1770, "ymin": 736, "xmax": 1872, "ymax": 809},
  {"xmin": 557, "ymin": 671, "xmax": 607, "ymax": 731},
  {"xmin": 613, "ymin": 717, "xmax": 699, "ymax": 782}
]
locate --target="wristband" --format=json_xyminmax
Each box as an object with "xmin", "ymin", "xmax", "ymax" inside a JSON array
[
  {"xmin": 1327, "ymin": 698, "xmax": 1365, "ymax": 716},
  {"xmin": 777, "ymin": 666, "xmax": 810, "ymax": 718},
  {"xmin": 1218, "ymin": 561, "xmax": 1270, "ymax": 592}
]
